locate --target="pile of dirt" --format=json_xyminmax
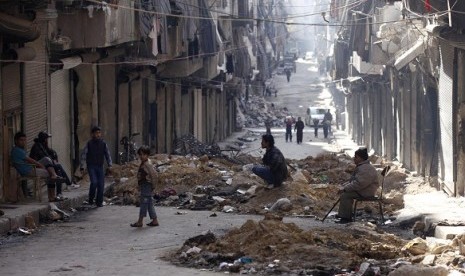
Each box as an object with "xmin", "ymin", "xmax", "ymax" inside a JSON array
[
  {"xmin": 107, "ymin": 152, "xmax": 411, "ymax": 220},
  {"xmin": 169, "ymin": 214, "xmax": 406, "ymax": 274}
]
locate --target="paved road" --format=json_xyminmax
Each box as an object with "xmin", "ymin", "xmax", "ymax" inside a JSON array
[
  {"xmin": 0, "ymin": 58, "xmax": 350, "ymax": 276},
  {"xmin": 223, "ymin": 60, "xmax": 338, "ymax": 160},
  {"xmin": 0, "ymin": 206, "xmax": 335, "ymax": 276}
]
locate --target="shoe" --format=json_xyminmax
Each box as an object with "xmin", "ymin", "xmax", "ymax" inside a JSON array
[
  {"xmin": 96, "ymin": 204, "xmax": 103, "ymax": 207},
  {"xmin": 130, "ymin": 223, "xmax": 142, "ymax": 228},
  {"xmin": 146, "ymin": 220, "xmax": 159, "ymax": 227},
  {"xmin": 335, "ymin": 218, "xmax": 353, "ymax": 224},
  {"xmin": 265, "ymin": 184, "xmax": 275, "ymax": 189},
  {"xmin": 71, "ymin": 183, "xmax": 80, "ymax": 189}
]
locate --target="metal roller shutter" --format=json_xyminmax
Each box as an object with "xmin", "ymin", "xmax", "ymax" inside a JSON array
[
  {"xmin": 118, "ymin": 83, "xmax": 129, "ymax": 150},
  {"xmin": 23, "ymin": 28, "xmax": 47, "ymax": 146},
  {"xmin": 2, "ymin": 64, "xmax": 21, "ymax": 111},
  {"xmin": 50, "ymin": 70, "xmax": 72, "ymax": 178},
  {"xmin": 438, "ymin": 42, "xmax": 455, "ymax": 194},
  {"xmin": 98, "ymin": 58, "xmax": 117, "ymax": 161},
  {"xmin": 130, "ymin": 79, "xmax": 143, "ymax": 147}
]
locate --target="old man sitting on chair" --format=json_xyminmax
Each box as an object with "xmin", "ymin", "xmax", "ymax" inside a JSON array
[{"xmin": 336, "ymin": 148, "xmax": 379, "ymax": 223}]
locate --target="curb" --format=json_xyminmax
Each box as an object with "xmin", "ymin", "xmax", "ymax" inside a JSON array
[{"xmin": 0, "ymin": 180, "xmax": 115, "ymax": 236}]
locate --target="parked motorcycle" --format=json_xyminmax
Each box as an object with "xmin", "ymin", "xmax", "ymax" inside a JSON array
[{"xmin": 118, "ymin": 132, "xmax": 140, "ymax": 164}]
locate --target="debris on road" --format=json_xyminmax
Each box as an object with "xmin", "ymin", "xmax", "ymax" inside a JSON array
[
  {"xmin": 170, "ymin": 214, "xmax": 406, "ymax": 274},
  {"xmin": 101, "ymin": 140, "xmax": 456, "ymax": 274}
]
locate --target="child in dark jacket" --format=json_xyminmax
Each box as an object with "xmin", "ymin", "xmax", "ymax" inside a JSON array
[{"xmin": 130, "ymin": 145, "xmax": 159, "ymax": 227}]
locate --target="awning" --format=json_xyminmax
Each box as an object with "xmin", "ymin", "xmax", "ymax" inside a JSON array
[
  {"xmin": 347, "ymin": 76, "xmax": 363, "ymax": 82},
  {"xmin": 0, "ymin": 12, "xmax": 40, "ymax": 42},
  {"xmin": 394, "ymin": 38, "xmax": 426, "ymax": 70},
  {"xmin": 60, "ymin": 56, "xmax": 82, "ymax": 70}
]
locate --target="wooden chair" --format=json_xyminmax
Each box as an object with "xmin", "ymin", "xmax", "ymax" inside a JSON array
[
  {"xmin": 352, "ymin": 166, "xmax": 391, "ymax": 223},
  {"xmin": 11, "ymin": 163, "xmax": 48, "ymax": 202}
]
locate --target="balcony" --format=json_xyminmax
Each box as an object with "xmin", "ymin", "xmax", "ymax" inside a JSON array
[
  {"xmin": 352, "ymin": 51, "xmax": 384, "ymax": 75},
  {"xmin": 157, "ymin": 55, "xmax": 203, "ymax": 78},
  {"xmin": 56, "ymin": 0, "xmax": 136, "ymax": 49}
]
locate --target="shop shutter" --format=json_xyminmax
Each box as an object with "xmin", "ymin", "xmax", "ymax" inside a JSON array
[
  {"xmin": 50, "ymin": 70, "xmax": 72, "ymax": 178},
  {"xmin": 2, "ymin": 64, "xmax": 21, "ymax": 111},
  {"xmin": 438, "ymin": 42, "xmax": 455, "ymax": 194},
  {"xmin": 130, "ymin": 78, "xmax": 143, "ymax": 147},
  {"xmin": 98, "ymin": 58, "xmax": 117, "ymax": 161},
  {"xmin": 23, "ymin": 28, "xmax": 47, "ymax": 146}
]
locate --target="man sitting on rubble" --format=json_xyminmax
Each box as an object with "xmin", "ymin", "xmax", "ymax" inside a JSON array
[
  {"xmin": 252, "ymin": 134, "xmax": 288, "ymax": 189},
  {"xmin": 11, "ymin": 131, "xmax": 64, "ymax": 202},
  {"xmin": 336, "ymin": 148, "xmax": 379, "ymax": 223}
]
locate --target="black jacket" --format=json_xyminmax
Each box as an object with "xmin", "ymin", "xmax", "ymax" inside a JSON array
[
  {"xmin": 294, "ymin": 120, "xmax": 304, "ymax": 132},
  {"xmin": 262, "ymin": 146, "xmax": 288, "ymax": 186},
  {"xmin": 30, "ymin": 140, "xmax": 57, "ymax": 161}
]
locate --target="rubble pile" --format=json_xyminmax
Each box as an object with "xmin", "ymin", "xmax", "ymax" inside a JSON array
[
  {"xmin": 172, "ymin": 216, "xmax": 465, "ymax": 274},
  {"xmin": 173, "ymin": 134, "xmax": 222, "ymax": 156},
  {"xmin": 239, "ymin": 93, "xmax": 290, "ymax": 128},
  {"xmin": 108, "ymin": 152, "xmax": 411, "ymax": 219},
  {"xmin": 170, "ymin": 214, "xmax": 407, "ymax": 274},
  {"xmin": 294, "ymin": 153, "xmax": 353, "ymax": 184}
]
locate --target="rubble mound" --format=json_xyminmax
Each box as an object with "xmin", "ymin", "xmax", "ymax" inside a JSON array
[
  {"xmin": 171, "ymin": 215, "xmax": 406, "ymax": 274},
  {"xmin": 107, "ymin": 153, "xmax": 411, "ymax": 218},
  {"xmin": 173, "ymin": 134, "xmax": 221, "ymax": 156}
]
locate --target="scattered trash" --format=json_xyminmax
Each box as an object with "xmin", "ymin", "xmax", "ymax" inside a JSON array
[
  {"xmin": 173, "ymin": 134, "xmax": 222, "ymax": 157},
  {"xmin": 24, "ymin": 215, "xmax": 37, "ymax": 230},
  {"xmin": 18, "ymin": 227, "xmax": 32, "ymax": 235},
  {"xmin": 49, "ymin": 203, "xmax": 70, "ymax": 220},
  {"xmin": 222, "ymin": 205, "xmax": 236, "ymax": 213},
  {"xmin": 186, "ymin": 246, "xmax": 202, "ymax": 254}
]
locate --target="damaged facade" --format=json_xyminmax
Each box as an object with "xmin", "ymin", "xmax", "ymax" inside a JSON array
[
  {"xmin": 329, "ymin": 0, "xmax": 465, "ymax": 196},
  {"xmin": 0, "ymin": 0, "xmax": 288, "ymax": 202}
]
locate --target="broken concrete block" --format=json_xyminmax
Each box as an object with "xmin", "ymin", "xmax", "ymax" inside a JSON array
[
  {"xmin": 435, "ymin": 226, "xmax": 465, "ymax": 240},
  {"xmin": 24, "ymin": 215, "xmax": 37, "ymax": 230},
  {"xmin": 269, "ymin": 198, "xmax": 292, "ymax": 212},
  {"xmin": 388, "ymin": 265, "xmax": 448, "ymax": 276},
  {"xmin": 402, "ymin": 237, "xmax": 428, "ymax": 255},
  {"xmin": 421, "ymin": 254, "xmax": 436, "ymax": 265}
]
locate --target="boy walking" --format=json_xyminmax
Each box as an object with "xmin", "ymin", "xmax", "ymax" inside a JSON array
[
  {"xmin": 80, "ymin": 126, "xmax": 112, "ymax": 207},
  {"xmin": 130, "ymin": 145, "xmax": 159, "ymax": 227}
]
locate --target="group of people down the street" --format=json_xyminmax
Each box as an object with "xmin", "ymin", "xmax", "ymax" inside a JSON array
[
  {"xmin": 312, "ymin": 109, "xmax": 333, "ymax": 139},
  {"xmin": 11, "ymin": 126, "xmax": 159, "ymax": 228},
  {"xmin": 252, "ymin": 132, "xmax": 379, "ymax": 223},
  {"xmin": 284, "ymin": 116, "xmax": 305, "ymax": 144},
  {"xmin": 284, "ymin": 109, "xmax": 333, "ymax": 144}
]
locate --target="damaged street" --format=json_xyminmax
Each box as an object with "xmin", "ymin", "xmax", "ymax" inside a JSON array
[
  {"xmin": 2, "ymin": 60, "xmax": 465, "ymax": 275},
  {"xmin": 3, "ymin": 1, "xmax": 465, "ymax": 275}
]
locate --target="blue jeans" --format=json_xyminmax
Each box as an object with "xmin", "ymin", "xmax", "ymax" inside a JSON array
[
  {"xmin": 252, "ymin": 165, "xmax": 274, "ymax": 185},
  {"xmin": 88, "ymin": 164, "xmax": 105, "ymax": 205},
  {"xmin": 139, "ymin": 196, "xmax": 157, "ymax": 219}
]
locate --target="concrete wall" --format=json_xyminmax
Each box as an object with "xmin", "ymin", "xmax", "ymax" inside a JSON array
[{"xmin": 74, "ymin": 65, "xmax": 95, "ymax": 151}]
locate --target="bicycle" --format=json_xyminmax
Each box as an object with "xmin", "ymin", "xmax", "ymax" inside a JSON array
[{"xmin": 118, "ymin": 132, "xmax": 140, "ymax": 164}]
